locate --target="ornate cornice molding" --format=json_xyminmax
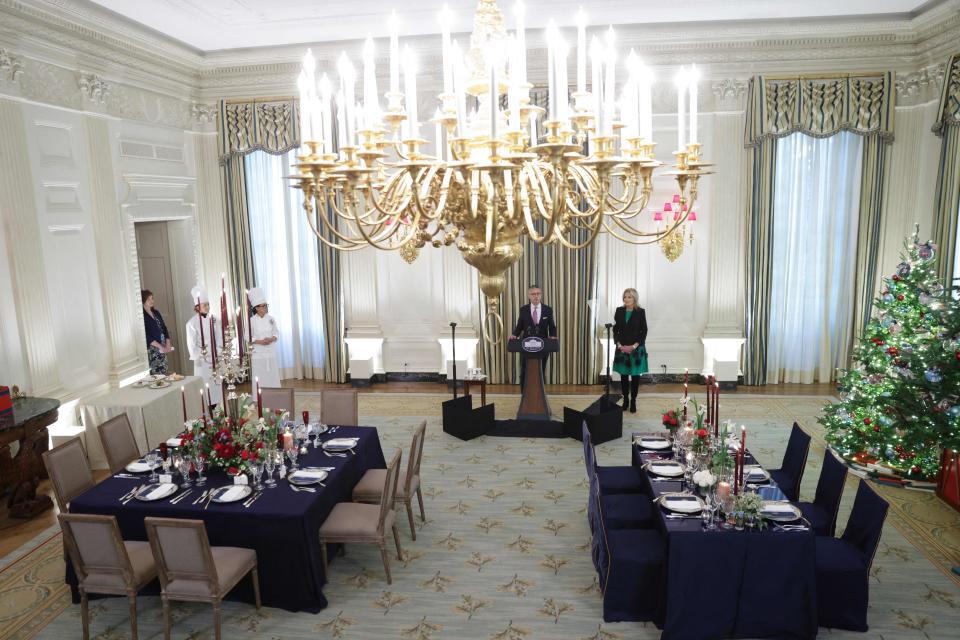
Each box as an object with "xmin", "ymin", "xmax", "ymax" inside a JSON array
[
  {"xmin": 896, "ymin": 62, "xmax": 947, "ymax": 105},
  {"xmin": 191, "ymin": 102, "xmax": 216, "ymax": 125},
  {"xmin": 711, "ymin": 78, "xmax": 748, "ymax": 111},
  {"xmin": 78, "ymin": 72, "xmax": 109, "ymax": 105},
  {"xmin": 0, "ymin": 47, "xmax": 22, "ymax": 83}
]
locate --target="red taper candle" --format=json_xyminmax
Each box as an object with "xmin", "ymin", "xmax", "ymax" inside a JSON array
[
  {"xmin": 197, "ymin": 297, "xmax": 205, "ymax": 349},
  {"xmin": 199, "ymin": 389, "xmax": 206, "ymax": 420},
  {"xmin": 180, "ymin": 386, "xmax": 187, "ymax": 422}
]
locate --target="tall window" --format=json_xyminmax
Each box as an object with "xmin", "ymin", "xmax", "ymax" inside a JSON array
[
  {"xmin": 766, "ymin": 132, "xmax": 863, "ymax": 384},
  {"xmin": 244, "ymin": 150, "xmax": 326, "ymax": 379}
]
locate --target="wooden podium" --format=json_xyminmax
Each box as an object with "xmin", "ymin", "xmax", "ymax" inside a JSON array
[{"xmin": 508, "ymin": 336, "xmax": 559, "ymax": 421}]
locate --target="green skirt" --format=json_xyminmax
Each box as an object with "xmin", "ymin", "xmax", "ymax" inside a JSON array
[{"xmin": 613, "ymin": 345, "xmax": 648, "ymax": 376}]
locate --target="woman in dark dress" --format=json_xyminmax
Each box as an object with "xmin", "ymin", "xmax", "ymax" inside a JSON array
[
  {"xmin": 612, "ymin": 287, "xmax": 648, "ymax": 413},
  {"xmin": 142, "ymin": 290, "xmax": 173, "ymax": 374}
]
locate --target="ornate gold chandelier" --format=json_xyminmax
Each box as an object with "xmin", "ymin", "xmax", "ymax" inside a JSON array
[{"xmin": 289, "ymin": 0, "xmax": 710, "ymax": 341}]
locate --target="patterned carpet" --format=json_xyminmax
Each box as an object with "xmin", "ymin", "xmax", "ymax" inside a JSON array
[{"xmin": 3, "ymin": 391, "xmax": 959, "ymax": 639}]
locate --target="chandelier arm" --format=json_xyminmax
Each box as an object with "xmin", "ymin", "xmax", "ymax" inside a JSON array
[
  {"xmin": 518, "ymin": 165, "xmax": 557, "ymax": 244},
  {"xmin": 300, "ymin": 194, "xmax": 372, "ymax": 250},
  {"xmin": 314, "ymin": 186, "xmax": 406, "ymax": 248},
  {"xmin": 366, "ymin": 173, "xmax": 415, "ymax": 218},
  {"xmin": 434, "ymin": 166, "xmax": 457, "ymax": 218},
  {"xmin": 603, "ymin": 210, "xmax": 691, "ymax": 244},
  {"xmin": 552, "ymin": 211, "xmax": 603, "ymax": 250}
]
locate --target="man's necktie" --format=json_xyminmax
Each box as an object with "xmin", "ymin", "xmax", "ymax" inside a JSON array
[{"xmin": 532, "ymin": 306, "xmax": 539, "ymax": 325}]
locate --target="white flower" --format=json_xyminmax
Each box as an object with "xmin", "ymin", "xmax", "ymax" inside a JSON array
[{"xmin": 693, "ymin": 469, "xmax": 716, "ymax": 487}]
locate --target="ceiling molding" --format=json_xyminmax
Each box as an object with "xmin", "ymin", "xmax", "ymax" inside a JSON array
[{"xmin": 0, "ymin": 0, "xmax": 958, "ymax": 124}]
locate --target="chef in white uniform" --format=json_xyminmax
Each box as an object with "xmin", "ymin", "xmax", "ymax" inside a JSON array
[
  {"xmin": 248, "ymin": 286, "xmax": 281, "ymax": 387},
  {"xmin": 186, "ymin": 286, "xmax": 223, "ymax": 407}
]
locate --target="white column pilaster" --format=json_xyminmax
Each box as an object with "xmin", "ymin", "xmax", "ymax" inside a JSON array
[
  {"xmin": 190, "ymin": 132, "xmax": 230, "ymax": 295},
  {"xmin": 0, "ymin": 99, "xmax": 64, "ymax": 396},
  {"xmin": 701, "ymin": 80, "xmax": 748, "ymax": 376},
  {"xmin": 86, "ymin": 115, "xmax": 145, "ymax": 384},
  {"xmin": 343, "ymin": 247, "xmax": 384, "ymax": 374}
]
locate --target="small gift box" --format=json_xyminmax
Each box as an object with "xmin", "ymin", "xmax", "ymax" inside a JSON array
[{"xmin": 0, "ymin": 385, "xmax": 12, "ymax": 428}]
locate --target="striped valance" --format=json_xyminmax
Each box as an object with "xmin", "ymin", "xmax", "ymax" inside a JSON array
[
  {"xmin": 217, "ymin": 98, "xmax": 300, "ymax": 162},
  {"xmin": 932, "ymin": 53, "xmax": 960, "ymax": 137},
  {"xmin": 745, "ymin": 73, "xmax": 895, "ymax": 147}
]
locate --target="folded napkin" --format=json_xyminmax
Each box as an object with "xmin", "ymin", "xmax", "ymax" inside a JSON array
[
  {"xmin": 761, "ymin": 503, "xmax": 797, "ymax": 515},
  {"xmin": 142, "ymin": 483, "xmax": 174, "ymax": 500},
  {"xmin": 292, "ymin": 469, "xmax": 328, "ymax": 481},
  {"xmin": 637, "ymin": 438, "xmax": 670, "ymax": 449},
  {"xmin": 666, "ymin": 495, "xmax": 699, "ymax": 502},
  {"xmin": 325, "ymin": 437, "xmax": 359, "ymax": 447},
  {"xmin": 216, "ymin": 486, "xmax": 247, "ymax": 502},
  {"xmin": 125, "ymin": 460, "xmax": 156, "ymax": 473}
]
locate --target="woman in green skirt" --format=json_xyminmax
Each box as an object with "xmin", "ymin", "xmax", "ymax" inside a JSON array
[{"xmin": 612, "ymin": 288, "xmax": 648, "ymax": 413}]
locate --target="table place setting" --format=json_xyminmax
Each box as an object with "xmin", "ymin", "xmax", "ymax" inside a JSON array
[
  {"xmin": 643, "ymin": 459, "xmax": 685, "ymax": 477},
  {"xmin": 633, "ymin": 434, "xmax": 672, "ymax": 452}
]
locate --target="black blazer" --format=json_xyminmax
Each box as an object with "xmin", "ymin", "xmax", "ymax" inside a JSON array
[
  {"xmin": 613, "ymin": 306, "xmax": 647, "ymax": 346},
  {"xmin": 513, "ymin": 303, "xmax": 557, "ymax": 338}
]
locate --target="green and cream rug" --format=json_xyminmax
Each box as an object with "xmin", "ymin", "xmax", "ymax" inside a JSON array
[{"xmin": 4, "ymin": 392, "xmax": 959, "ymax": 639}]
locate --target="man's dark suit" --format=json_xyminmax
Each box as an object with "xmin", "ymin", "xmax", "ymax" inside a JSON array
[{"xmin": 513, "ymin": 304, "xmax": 557, "ymax": 388}]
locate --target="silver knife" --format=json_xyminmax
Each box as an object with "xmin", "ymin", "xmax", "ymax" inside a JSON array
[
  {"xmin": 244, "ymin": 492, "xmax": 263, "ymax": 508},
  {"xmin": 170, "ymin": 489, "xmax": 193, "ymax": 504}
]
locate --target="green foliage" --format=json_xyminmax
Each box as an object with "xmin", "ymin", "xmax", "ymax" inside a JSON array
[{"xmin": 818, "ymin": 233, "xmax": 960, "ymax": 478}]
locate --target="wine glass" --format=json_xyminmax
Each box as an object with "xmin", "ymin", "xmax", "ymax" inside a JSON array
[
  {"xmin": 252, "ymin": 461, "xmax": 265, "ymax": 491},
  {"xmin": 145, "ymin": 452, "xmax": 160, "ymax": 483},
  {"xmin": 286, "ymin": 446, "xmax": 299, "ymax": 471},
  {"xmin": 194, "ymin": 455, "xmax": 206, "ymax": 486},
  {"xmin": 177, "ymin": 455, "xmax": 193, "ymax": 489},
  {"xmin": 264, "ymin": 449, "xmax": 277, "ymax": 487}
]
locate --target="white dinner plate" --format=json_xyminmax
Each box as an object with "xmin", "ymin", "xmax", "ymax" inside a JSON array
[
  {"xmin": 323, "ymin": 437, "xmax": 359, "ymax": 451},
  {"xmin": 145, "ymin": 374, "xmax": 166, "ymax": 382},
  {"xmin": 125, "ymin": 460, "xmax": 160, "ymax": 473},
  {"xmin": 658, "ymin": 493, "xmax": 704, "ymax": 514},
  {"xmin": 645, "ymin": 461, "xmax": 685, "ymax": 477},
  {"xmin": 209, "ymin": 485, "xmax": 253, "ymax": 503},
  {"xmin": 288, "ymin": 469, "xmax": 329, "ymax": 485},
  {"xmin": 134, "ymin": 483, "xmax": 178, "ymax": 501},
  {"xmin": 131, "ymin": 379, "xmax": 150, "ymax": 388},
  {"xmin": 150, "ymin": 380, "xmax": 171, "ymax": 389},
  {"xmin": 635, "ymin": 436, "xmax": 671, "ymax": 450},
  {"xmin": 760, "ymin": 502, "xmax": 802, "ymax": 522}
]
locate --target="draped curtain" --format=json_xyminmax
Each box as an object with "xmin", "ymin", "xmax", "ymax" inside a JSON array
[
  {"xmin": 478, "ymin": 87, "xmax": 599, "ymax": 385},
  {"xmin": 767, "ymin": 132, "xmax": 863, "ymax": 384},
  {"xmin": 931, "ymin": 53, "xmax": 960, "ymax": 288},
  {"xmin": 743, "ymin": 74, "xmax": 895, "ymax": 385},
  {"xmin": 244, "ymin": 150, "xmax": 326, "ymax": 380},
  {"xmin": 216, "ymin": 98, "xmax": 346, "ymax": 381}
]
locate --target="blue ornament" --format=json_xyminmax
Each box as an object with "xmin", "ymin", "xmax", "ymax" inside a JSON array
[
  {"xmin": 881, "ymin": 316, "xmax": 893, "ymax": 328},
  {"xmin": 949, "ymin": 406, "xmax": 960, "ymax": 418},
  {"xmin": 879, "ymin": 415, "xmax": 893, "ymax": 426},
  {"xmin": 882, "ymin": 293, "xmax": 894, "ymax": 303},
  {"xmin": 924, "ymin": 369, "xmax": 942, "ymax": 384}
]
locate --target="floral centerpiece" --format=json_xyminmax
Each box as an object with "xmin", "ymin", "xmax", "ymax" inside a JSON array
[
  {"xmin": 691, "ymin": 427, "xmax": 710, "ymax": 456},
  {"xmin": 180, "ymin": 394, "xmax": 288, "ymax": 475},
  {"xmin": 732, "ymin": 492, "xmax": 768, "ymax": 530},
  {"xmin": 661, "ymin": 408, "xmax": 681, "ymax": 431},
  {"xmin": 692, "ymin": 468, "xmax": 716, "ymax": 496}
]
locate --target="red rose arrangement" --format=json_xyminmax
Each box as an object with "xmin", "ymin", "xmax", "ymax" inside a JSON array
[
  {"xmin": 661, "ymin": 409, "xmax": 680, "ymax": 431},
  {"xmin": 182, "ymin": 396, "xmax": 287, "ymax": 473}
]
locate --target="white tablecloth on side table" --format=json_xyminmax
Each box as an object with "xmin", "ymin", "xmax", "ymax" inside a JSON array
[{"xmin": 79, "ymin": 377, "xmax": 204, "ymax": 469}]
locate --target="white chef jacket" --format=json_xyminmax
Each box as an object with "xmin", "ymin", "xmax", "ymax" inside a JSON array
[
  {"xmin": 249, "ymin": 312, "xmax": 281, "ymax": 388},
  {"xmin": 186, "ymin": 313, "xmax": 224, "ymax": 405}
]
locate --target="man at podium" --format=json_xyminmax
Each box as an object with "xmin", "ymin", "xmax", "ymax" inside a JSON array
[{"xmin": 510, "ymin": 285, "xmax": 557, "ymax": 388}]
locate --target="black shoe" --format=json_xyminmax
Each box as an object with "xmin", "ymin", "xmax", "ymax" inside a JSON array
[
  {"xmin": 622, "ymin": 395, "xmax": 630, "ymax": 409},
  {"xmin": 629, "ymin": 397, "xmax": 637, "ymax": 413}
]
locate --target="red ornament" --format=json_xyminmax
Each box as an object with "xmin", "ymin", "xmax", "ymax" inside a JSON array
[
  {"xmin": 897, "ymin": 294, "xmax": 904, "ymax": 301},
  {"xmin": 863, "ymin": 418, "xmax": 872, "ymax": 425},
  {"xmin": 910, "ymin": 465, "xmax": 921, "ymax": 475},
  {"xmin": 886, "ymin": 346, "xmax": 899, "ymax": 356},
  {"xmin": 955, "ymin": 350, "xmax": 960, "ymax": 361},
  {"xmin": 872, "ymin": 425, "xmax": 880, "ymax": 432},
  {"xmin": 895, "ymin": 445, "xmax": 904, "ymax": 453},
  {"xmin": 892, "ymin": 275, "xmax": 900, "ymax": 281}
]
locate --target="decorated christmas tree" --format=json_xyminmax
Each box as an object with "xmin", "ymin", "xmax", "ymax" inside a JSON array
[{"xmin": 820, "ymin": 230, "xmax": 960, "ymax": 479}]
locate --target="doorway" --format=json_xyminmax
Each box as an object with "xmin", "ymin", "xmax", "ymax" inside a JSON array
[{"xmin": 134, "ymin": 220, "xmax": 193, "ymax": 374}]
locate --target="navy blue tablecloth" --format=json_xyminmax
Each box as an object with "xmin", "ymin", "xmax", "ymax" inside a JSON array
[
  {"xmin": 68, "ymin": 426, "xmax": 385, "ymax": 612},
  {"xmin": 631, "ymin": 434, "xmax": 818, "ymax": 640}
]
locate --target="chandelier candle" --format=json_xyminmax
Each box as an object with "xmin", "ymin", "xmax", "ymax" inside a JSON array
[
  {"xmin": 513, "ymin": 1, "xmax": 526, "ymax": 85},
  {"xmin": 439, "ymin": 4, "xmax": 453, "ymax": 94},
  {"xmin": 363, "ymin": 36, "xmax": 378, "ymax": 130},
  {"xmin": 388, "ymin": 10, "xmax": 400, "ymax": 95},
  {"xmin": 688, "ymin": 65, "xmax": 699, "ymax": 145},
  {"xmin": 576, "ymin": 8, "xmax": 586, "ymax": 94},
  {"xmin": 604, "ymin": 27, "xmax": 616, "ymax": 137},
  {"xmin": 403, "ymin": 46, "xmax": 418, "ymax": 139},
  {"xmin": 676, "ymin": 66, "xmax": 687, "ymax": 150}
]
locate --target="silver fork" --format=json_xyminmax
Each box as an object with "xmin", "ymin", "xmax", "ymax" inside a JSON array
[
  {"xmin": 191, "ymin": 489, "xmax": 210, "ymax": 505},
  {"xmin": 121, "ymin": 485, "xmax": 144, "ymax": 505},
  {"xmin": 169, "ymin": 489, "xmax": 193, "ymax": 505}
]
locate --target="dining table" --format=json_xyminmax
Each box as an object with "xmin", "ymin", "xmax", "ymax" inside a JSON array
[
  {"xmin": 631, "ymin": 433, "xmax": 818, "ymax": 640},
  {"xmin": 67, "ymin": 425, "xmax": 386, "ymax": 612}
]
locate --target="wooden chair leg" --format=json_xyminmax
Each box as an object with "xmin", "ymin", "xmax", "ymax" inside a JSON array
[
  {"xmin": 405, "ymin": 500, "xmax": 417, "ymax": 540},
  {"xmin": 416, "ymin": 487, "xmax": 426, "ymax": 520},
  {"xmin": 251, "ymin": 566, "xmax": 262, "ymax": 609},
  {"xmin": 213, "ymin": 601, "xmax": 221, "ymax": 640},
  {"xmin": 392, "ymin": 524, "xmax": 403, "ymax": 558},
  {"xmin": 162, "ymin": 597, "xmax": 171, "ymax": 640},
  {"xmin": 128, "ymin": 594, "xmax": 138, "ymax": 640},
  {"xmin": 80, "ymin": 591, "xmax": 90, "ymax": 640},
  {"xmin": 379, "ymin": 543, "xmax": 392, "ymax": 584},
  {"xmin": 320, "ymin": 540, "xmax": 328, "ymax": 574}
]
